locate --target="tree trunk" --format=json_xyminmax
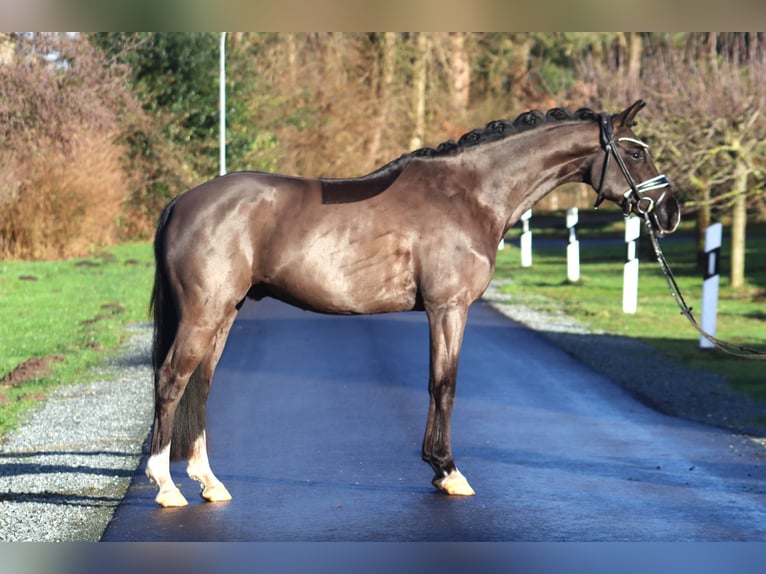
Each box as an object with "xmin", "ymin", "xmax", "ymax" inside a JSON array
[
  {"xmin": 695, "ymin": 184, "xmax": 712, "ymax": 272},
  {"xmin": 0, "ymin": 33, "xmax": 12, "ymax": 65},
  {"xmin": 627, "ymin": 32, "xmax": 643, "ymax": 92},
  {"xmin": 286, "ymin": 33, "xmax": 298, "ymax": 87},
  {"xmin": 508, "ymin": 37, "xmax": 531, "ymax": 106},
  {"xmin": 368, "ymin": 32, "xmax": 397, "ymax": 166},
  {"xmin": 708, "ymin": 32, "xmax": 718, "ymax": 79},
  {"xmin": 729, "ymin": 155, "xmax": 748, "ymax": 289},
  {"xmin": 448, "ymin": 32, "xmax": 470, "ymax": 113},
  {"xmin": 410, "ymin": 33, "xmax": 429, "ymax": 151}
]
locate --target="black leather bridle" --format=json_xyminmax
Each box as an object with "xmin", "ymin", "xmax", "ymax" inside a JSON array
[
  {"xmin": 595, "ymin": 114, "xmax": 765, "ymax": 358},
  {"xmin": 594, "ymin": 112, "xmax": 671, "ymax": 220}
]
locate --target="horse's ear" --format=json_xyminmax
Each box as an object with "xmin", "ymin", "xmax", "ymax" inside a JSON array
[{"xmin": 615, "ymin": 99, "xmax": 646, "ymax": 127}]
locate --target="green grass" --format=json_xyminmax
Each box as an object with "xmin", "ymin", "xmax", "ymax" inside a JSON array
[
  {"xmin": 496, "ymin": 215, "xmax": 766, "ymax": 402},
  {"xmin": 0, "ymin": 242, "xmax": 155, "ymax": 434}
]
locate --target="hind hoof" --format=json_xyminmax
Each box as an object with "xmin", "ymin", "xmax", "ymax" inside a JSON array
[
  {"xmin": 433, "ymin": 469, "xmax": 476, "ymax": 496},
  {"xmin": 201, "ymin": 482, "xmax": 233, "ymax": 503}
]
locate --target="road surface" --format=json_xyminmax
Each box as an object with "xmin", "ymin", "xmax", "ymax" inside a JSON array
[{"xmin": 102, "ymin": 298, "xmax": 766, "ymax": 541}]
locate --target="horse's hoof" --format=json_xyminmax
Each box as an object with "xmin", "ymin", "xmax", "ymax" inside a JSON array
[
  {"xmin": 433, "ymin": 469, "xmax": 476, "ymax": 496},
  {"xmin": 201, "ymin": 482, "xmax": 233, "ymax": 503},
  {"xmin": 155, "ymin": 487, "xmax": 189, "ymax": 508}
]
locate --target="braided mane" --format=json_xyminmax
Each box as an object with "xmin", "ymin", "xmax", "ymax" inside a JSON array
[
  {"xmin": 366, "ymin": 106, "xmax": 600, "ymax": 178},
  {"xmin": 422, "ymin": 107, "xmax": 599, "ymax": 157}
]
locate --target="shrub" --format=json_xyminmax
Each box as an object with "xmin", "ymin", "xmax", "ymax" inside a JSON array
[{"xmin": 0, "ymin": 34, "xmax": 142, "ymax": 259}]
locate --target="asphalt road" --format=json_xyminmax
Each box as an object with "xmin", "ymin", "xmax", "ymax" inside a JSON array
[{"xmin": 102, "ymin": 297, "xmax": 766, "ymax": 541}]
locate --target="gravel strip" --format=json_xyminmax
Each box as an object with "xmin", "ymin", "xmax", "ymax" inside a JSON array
[
  {"xmin": 0, "ymin": 323, "xmax": 153, "ymax": 542},
  {"xmin": 1, "ymin": 284, "xmax": 763, "ymax": 542}
]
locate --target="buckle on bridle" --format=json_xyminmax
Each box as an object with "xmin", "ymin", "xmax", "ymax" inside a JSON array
[
  {"xmin": 631, "ymin": 194, "xmax": 655, "ymax": 215},
  {"xmin": 622, "ymin": 174, "xmax": 671, "ymax": 214}
]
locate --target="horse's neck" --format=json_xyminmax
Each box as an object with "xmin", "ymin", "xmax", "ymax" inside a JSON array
[{"xmin": 469, "ymin": 121, "xmax": 600, "ymax": 235}]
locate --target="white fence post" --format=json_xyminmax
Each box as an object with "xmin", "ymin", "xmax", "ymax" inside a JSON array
[
  {"xmin": 623, "ymin": 217, "xmax": 641, "ymax": 313},
  {"xmin": 700, "ymin": 223, "xmax": 723, "ymax": 349},
  {"xmin": 520, "ymin": 209, "xmax": 532, "ymax": 268},
  {"xmin": 566, "ymin": 207, "xmax": 580, "ymax": 282}
]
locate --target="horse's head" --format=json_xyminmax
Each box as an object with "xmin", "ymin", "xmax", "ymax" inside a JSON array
[{"xmin": 589, "ymin": 100, "xmax": 681, "ymax": 235}]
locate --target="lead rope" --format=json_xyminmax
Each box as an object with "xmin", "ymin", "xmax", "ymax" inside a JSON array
[{"xmin": 642, "ymin": 213, "xmax": 766, "ymax": 360}]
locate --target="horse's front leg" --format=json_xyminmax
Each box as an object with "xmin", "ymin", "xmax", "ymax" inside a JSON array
[{"xmin": 422, "ymin": 303, "xmax": 475, "ymax": 496}]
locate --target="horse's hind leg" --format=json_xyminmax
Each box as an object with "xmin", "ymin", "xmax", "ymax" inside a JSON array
[
  {"xmin": 185, "ymin": 312, "xmax": 237, "ymax": 502},
  {"xmin": 422, "ymin": 302, "xmax": 475, "ymax": 496},
  {"xmin": 146, "ymin": 321, "xmax": 221, "ymax": 507}
]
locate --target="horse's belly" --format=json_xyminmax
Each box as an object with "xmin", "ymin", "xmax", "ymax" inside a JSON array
[
  {"xmin": 263, "ymin": 235, "xmax": 418, "ymax": 315},
  {"xmin": 301, "ymin": 257, "xmax": 417, "ymax": 313}
]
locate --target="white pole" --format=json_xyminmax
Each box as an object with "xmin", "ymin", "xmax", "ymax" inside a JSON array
[
  {"xmin": 219, "ymin": 32, "xmax": 227, "ymax": 177},
  {"xmin": 566, "ymin": 207, "xmax": 580, "ymax": 282},
  {"xmin": 623, "ymin": 216, "xmax": 641, "ymax": 313},
  {"xmin": 700, "ymin": 223, "xmax": 723, "ymax": 349},
  {"xmin": 520, "ymin": 209, "xmax": 532, "ymax": 268}
]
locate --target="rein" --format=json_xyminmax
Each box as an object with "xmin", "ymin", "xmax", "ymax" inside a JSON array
[
  {"xmin": 642, "ymin": 213, "xmax": 766, "ymax": 360},
  {"xmin": 597, "ymin": 112, "xmax": 766, "ymax": 359}
]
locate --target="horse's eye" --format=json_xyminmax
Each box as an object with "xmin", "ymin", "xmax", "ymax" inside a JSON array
[{"xmin": 630, "ymin": 150, "xmax": 644, "ymax": 161}]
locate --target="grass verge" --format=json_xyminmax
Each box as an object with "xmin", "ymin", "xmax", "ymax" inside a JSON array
[
  {"xmin": 0, "ymin": 242, "xmax": 154, "ymax": 435},
  {"xmin": 496, "ymin": 213, "xmax": 766, "ymax": 403}
]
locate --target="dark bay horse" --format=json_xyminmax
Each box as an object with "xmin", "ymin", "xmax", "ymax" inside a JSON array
[{"xmin": 147, "ymin": 100, "xmax": 680, "ymax": 507}]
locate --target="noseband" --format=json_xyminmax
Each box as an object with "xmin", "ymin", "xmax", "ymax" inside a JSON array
[{"xmin": 594, "ymin": 113, "xmax": 670, "ymax": 217}]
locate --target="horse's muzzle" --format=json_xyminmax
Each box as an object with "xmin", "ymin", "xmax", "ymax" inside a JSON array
[
  {"xmin": 621, "ymin": 175, "xmax": 680, "ymax": 236},
  {"xmin": 648, "ymin": 194, "xmax": 681, "ymax": 236}
]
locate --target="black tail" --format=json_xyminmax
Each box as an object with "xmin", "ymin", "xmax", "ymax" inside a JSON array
[{"xmin": 150, "ymin": 197, "xmax": 206, "ymax": 462}]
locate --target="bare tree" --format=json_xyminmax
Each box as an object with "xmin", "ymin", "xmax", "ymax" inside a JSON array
[{"xmin": 578, "ymin": 33, "xmax": 766, "ymax": 286}]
